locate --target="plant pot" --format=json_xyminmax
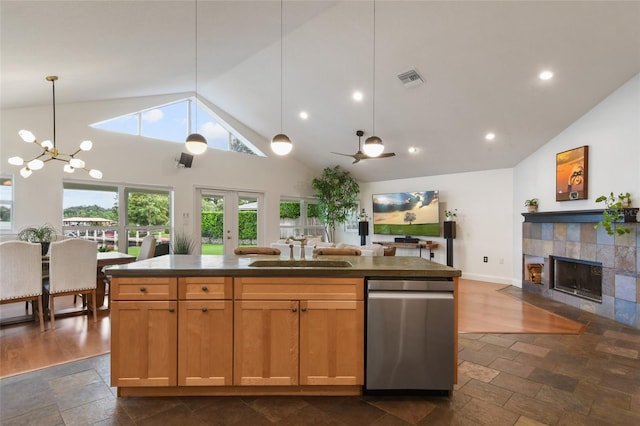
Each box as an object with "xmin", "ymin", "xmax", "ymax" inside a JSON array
[{"xmin": 527, "ymin": 206, "xmax": 538, "ymax": 213}]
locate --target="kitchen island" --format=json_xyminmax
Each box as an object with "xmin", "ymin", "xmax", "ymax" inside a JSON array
[{"xmin": 106, "ymin": 255, "xmax": 461, "ymax": 397}]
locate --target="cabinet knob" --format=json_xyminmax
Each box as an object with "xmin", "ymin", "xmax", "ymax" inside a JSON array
[
  {"xmin": 139, "ymin": 287, "xmax": 146, "ymax": 292},
  {"xmin": 168, "ymin": 307, "xmax": 175, "ymax": 313},
  {"xmin": 201, "ymin": 286, "xmax": 208, "ymax": 292},
  {"xmin": 292, "ymin": 307, "xmax": 298, "ymax": 313},
  {"xmin": 202, "ymin": 307, "xmax": 208, "ymax": 312},
  {"xmin": 301, "ymin": 307, "xmax": 307, "ymax": 312}
]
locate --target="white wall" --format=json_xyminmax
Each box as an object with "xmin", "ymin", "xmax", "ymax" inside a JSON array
[
  {"xmin": 341, "ymin": 169, "xmax": 515, "ymax": 284},
  {"xmin": 0, "ymin": 94, "xmax": 317, "ymax": 244},
  {"xmin": 512, "ymin": 73, "xmax": 640, "ymax": 284}
]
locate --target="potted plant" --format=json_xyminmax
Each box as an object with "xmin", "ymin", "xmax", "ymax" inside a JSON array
[
  {"xmin": 311, "ymin": 165, "xmax": 360, "ymax": 243},
  {"xmin": 524, "ymin": 199, "xmax": 539, "ymax": 213},
  {"xmin": 171, "ymin": 231, "xmax": 196, "ymax": 254},
  {"xmin": 595, "ymin": 192, "xmax": 631, "ymax": 236},
  {"xmin": 17, "ymin": 223, "xmax": 58, "ymax": 255},
  {"xmin": 444, "ymin": 209, "xmax": 458, "ymax": 221}
]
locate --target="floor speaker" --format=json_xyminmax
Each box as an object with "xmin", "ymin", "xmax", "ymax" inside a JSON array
[{"xmin": 444, "ymin": 221, "xmax": 456, "ymax": 239}]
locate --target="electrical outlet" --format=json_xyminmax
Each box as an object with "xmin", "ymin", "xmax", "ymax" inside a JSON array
[{"xmin": 483, "ymin": 256, "xmax": 488, "ymax": 263}]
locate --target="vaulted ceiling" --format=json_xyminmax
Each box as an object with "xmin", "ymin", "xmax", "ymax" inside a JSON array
[{"xmin": 2, "ymin": 1, "xmax": 639, "ymax": 182}]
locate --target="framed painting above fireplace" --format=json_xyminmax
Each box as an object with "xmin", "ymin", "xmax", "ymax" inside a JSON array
[{"xmin": 556, "ymin": 145, "xmax": 588, "ymax": 201}]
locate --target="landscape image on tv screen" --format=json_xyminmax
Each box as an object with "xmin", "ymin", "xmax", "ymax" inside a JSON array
[{"xmin": 372, "ymin": 191, "xmax": 439, "ymax": 237}]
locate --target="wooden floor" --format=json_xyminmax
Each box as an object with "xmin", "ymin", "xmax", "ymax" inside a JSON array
[{"xmin": 0, "ymin": 279, "xmax": 584, "ymax": 379}]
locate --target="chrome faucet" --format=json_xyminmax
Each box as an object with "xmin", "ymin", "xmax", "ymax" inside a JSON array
[
  {"xmin": 286, "ymin": 235, "xmax": 308, "ymax": 260},
  {"xmin": 288, "ymin": 244, "xmax": 295, "ymax": 260}
]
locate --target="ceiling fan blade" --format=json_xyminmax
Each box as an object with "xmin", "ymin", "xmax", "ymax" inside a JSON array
[
  {"xmin": 331, "ymin": 152, "xmax": 356, "ymax": 158},
  {"xmin": 352, "ymin": 158, "xmax": 360, "ymax": 164}
]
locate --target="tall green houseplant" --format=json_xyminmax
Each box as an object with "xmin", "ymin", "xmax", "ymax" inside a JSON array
[{"xmin": 312, "ymin": 166, "xmax": 360, "ymax": 243}]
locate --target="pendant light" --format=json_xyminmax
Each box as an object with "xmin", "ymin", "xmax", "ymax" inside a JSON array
[
  {"xmin": 271, "ymin": 0, "xmax": 293, "ymax": 156},
  {"xmin": 185, "ymin": 0, "xmax": 208, "ymax": 155},
  {"xmin": 7, "ymin": 76, "xmax": 102, "ymax": 179},
  {"xmin": 363, "ymin": 0, "xmax": 385, "ymax": 158}
]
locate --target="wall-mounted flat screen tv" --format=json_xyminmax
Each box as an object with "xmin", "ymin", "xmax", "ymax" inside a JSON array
[{"xmin": 372, "ymin": 191, "xmax": 440, "ymax": 237}]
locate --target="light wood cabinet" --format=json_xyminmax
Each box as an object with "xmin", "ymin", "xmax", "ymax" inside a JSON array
[
  {"xmin": 110, "ymin": 299, "xmax": 177, "ymax": 387},
  {"xmin": 299, "ymin": 300, "xmax": 363, "ymax": 385},
  {"xmin": 233, "ymin": 277, "xmax": 364, "ymax": 387},
  {"xmin": 178, "ymin": 277, "xmax": 233, "ymax": 386}
]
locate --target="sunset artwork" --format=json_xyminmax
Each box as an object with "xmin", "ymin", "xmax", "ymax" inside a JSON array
[{"xmin": 556, "ymin": 146, "xmax": 588, "ymax": 201}]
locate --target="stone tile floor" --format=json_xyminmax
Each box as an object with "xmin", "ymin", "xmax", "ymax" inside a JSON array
[{"xmin": 1, "ymin": 286, "xmax": 639, "ymax": 425}]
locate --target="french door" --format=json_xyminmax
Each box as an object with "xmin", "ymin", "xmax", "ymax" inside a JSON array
[{"xmin": 198, "ymin": 189, "xmax": 264, "ymax": 255}]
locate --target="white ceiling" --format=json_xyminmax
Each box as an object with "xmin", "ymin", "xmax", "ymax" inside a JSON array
[{"xmin": 2, "ymin": 1, "xmax": 639, "ymax": 182}]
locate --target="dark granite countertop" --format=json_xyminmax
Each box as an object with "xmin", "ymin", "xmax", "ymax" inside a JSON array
[{"xmin": 105, "ymin": 255, "xmax": 461, "ymax": 278}]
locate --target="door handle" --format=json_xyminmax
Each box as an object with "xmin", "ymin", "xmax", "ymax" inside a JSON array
[
  {"xmin": 292, "ymin": 307, "xmax": 298, "ymax": 313},
  {"xmin": 201, "ymin": 286, "xmax": 208, "ymax": 292},
  {"xmin": 202, "ymin": 307, "xmax": 208, "ymax": 312},
  {"xmin": 168, "ymin": 307, "xmax": 175, "ymax": 313}
]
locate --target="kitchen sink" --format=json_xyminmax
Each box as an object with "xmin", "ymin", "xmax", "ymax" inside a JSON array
[{"xmin": 248, "ymin": 259, "xmax": 353, "ymax": 268}]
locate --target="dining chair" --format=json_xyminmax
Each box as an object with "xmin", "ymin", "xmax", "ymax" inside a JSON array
[
  {"xmin": 137, "ymin": 235, "xmax": 157, "ymax": 260},
  {"xmin": 234, "ymin": 247, "xmax": 281, "ymax": 255},
  {"xmin": 47, "ymin": 239, "xmax": 98, "ymax": 329},
  {"xmin": 0, "ymin": 241, "xmax": 45, "ymax": 332},
  {"xmin": 313, "ymin": 247, "xmax": 362, "ymax": 256}
]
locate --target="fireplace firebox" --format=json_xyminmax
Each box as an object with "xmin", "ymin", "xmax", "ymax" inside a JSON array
[{"xmin": 549, "ymin": 255, "xmax": 602, "ymax": 302}]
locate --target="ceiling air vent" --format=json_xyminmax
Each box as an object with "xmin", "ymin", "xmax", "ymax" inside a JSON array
[{"xmin": 397, "ymin": 69, "xmax": 424, "ymax": 88}]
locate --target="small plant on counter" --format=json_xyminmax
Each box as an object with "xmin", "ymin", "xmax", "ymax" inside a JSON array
[
  {"xmin": 595, "ymin": 192, "xmax": 631, "ymax": 236},
  {"xmin": 524, "ymin": 199, "xmax": 539, "ymax": 212}
]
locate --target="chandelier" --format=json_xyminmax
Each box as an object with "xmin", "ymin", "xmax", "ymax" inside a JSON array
[{"xmin": 7, "ymin": 76, "xmax": 102, "ymax": 179}]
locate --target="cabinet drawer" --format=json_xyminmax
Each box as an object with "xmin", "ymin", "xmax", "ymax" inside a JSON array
[
  {"xmin": 234, "ymin": 277, "xmax": 363, "ymax": 301},
  {"xmin": 111, "ymin": 277, "xmax": 177, "ymax": 301},
  {"xmin": 179, "ymin": 277, "xmax": 233, "ymax": 300}
]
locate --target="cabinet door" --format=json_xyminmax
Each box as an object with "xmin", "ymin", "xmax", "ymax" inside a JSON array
[
  {"xmin": 299, "ymin": 300, "xmax": 364, "ymax": 385},
  {"xmin": 233, "ymin": 300, "xmax": 299, "ymax": 386},
  {"xmin": 111, "ymin": 301, "xmax": 177, "ymax": 387},
  {"xmin": 178, "ymin": 300, "xmax": 233, "ymax": 386}
]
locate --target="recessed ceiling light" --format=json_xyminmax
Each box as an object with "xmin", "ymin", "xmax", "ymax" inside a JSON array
[
  {"xmin": 539, "ymin": 70, "xmax": 554, "ymax": 81},
  {"xmin": 352, "ymin": 91, "xmax": 363, "ymax": 102},
  {"xmin": 299, "ymin": 111, "xmax": 308, "ymax": 120},
  {"xmin": 485, "ymin": 132, "xmax": 496, "ymax": 141},
  {"xmin": 408, "ymin": 146, "xmax": 418, "ymax": 154}
]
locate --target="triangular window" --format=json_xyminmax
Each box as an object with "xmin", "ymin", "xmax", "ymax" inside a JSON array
[{"xmin": 91, "ymin": 98, "xmax": 264, "ymax": 156}]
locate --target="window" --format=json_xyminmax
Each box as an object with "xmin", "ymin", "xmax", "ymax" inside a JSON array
[
  {"xmin": 63, "ymin": 182, "xmax": 172, "ymax": 255},
  {"xmin": 91, "ymin": 98, "xmax": 264, "ymax": 156},
  {"xmin": 0, "ymin": 175, "xmax": 13, "ymax": 231},
  {"xmin": 279, "ymin": 198, "xmax": 324, "ymax": 240}
]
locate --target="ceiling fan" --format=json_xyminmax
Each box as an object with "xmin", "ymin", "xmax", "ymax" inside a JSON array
[{"xmin": 331, "ymin": 130, "xmax": 396, "ymax": 164}]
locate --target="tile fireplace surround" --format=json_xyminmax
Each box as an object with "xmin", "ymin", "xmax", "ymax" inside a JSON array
[{"xmin": 522, "ymin": 210, "xmax": 639, "ymax": 329}]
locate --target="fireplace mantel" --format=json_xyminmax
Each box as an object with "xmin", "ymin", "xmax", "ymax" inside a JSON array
[{"xmin": 522, "ymin": 209, "xmax": 604, "ymax": 223}]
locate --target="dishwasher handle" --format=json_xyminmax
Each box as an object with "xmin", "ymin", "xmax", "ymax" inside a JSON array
[{"xmin": 368, "ymin": 291, "xmax": 453, "ymax": 300}]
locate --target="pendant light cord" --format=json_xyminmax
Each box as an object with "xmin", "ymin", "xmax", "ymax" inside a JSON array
[
  {"xmin": 280, "ymin": 0, "xmax": 284, "ymax": 133},
  {"xmin": 194, "ymin": 0, "xmax": 199, "ymax": 131},
  {"xmin": 372, "ymin": 0, "xmax": 376, "ymax": 135}
]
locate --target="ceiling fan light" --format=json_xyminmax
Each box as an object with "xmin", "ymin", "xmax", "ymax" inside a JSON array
[
  {"xmin": 8, "ymin": 156, "xmax": 24, "ymax": 166},
  {"xmin": 19, "ymin": 129, "xmax": 36, "ymax": 143},
  {"xmin": 363, "ymin": 136, "xmax": 384, "ymax": 157},
  {"xmin": 185, "ymin": 133, "xmax": 208, "ymax": 155},
  {"xmin": 64, "ymin": 164, "xmax": 75, "ymax": 173},
  {"xmin": 19, "ymin": 167, "xmax": 32, "ymax": 178},
  {"xmin": 271, "ymin": 133, "xmax": 293, "ymax": 156}
]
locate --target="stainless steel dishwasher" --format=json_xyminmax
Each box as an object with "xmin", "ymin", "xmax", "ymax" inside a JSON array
[{"xmin": 365, "ymin": 278, "xmax": 454, "ymax": 392}]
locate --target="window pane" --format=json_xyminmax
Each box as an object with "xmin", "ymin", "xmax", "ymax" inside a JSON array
[
  {"xmin": 142, "ymin": 102, "xmax": 188, "ymax": 142},
  {"xmin": 92, "ymin": 114, "xmax": 138, "ymax": 135},
  {"xmin": 0, "ymin": 176, "xmax": 13, "ymax": 231},
  {"xmin": 63, "ymin": 185, "xmax": 119, "ymax": 250},
  {"xmin": 126, "ymin": 191, "xmax": 170, "ymax": 227}
]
